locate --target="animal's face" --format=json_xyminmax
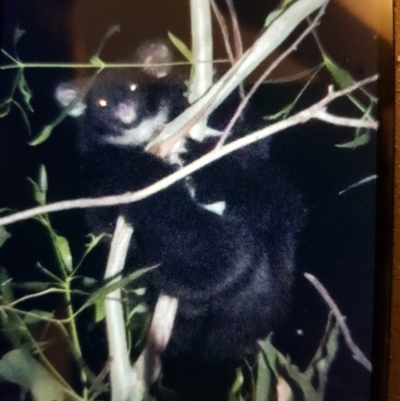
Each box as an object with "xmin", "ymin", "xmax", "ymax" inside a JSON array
[
  {"xmin": 55, "ymin": 41, "xmax": 184, "ymax": 148},
  {"xmin": 84, "ymin": 72, "xmax": 171, "ymax": 145}
]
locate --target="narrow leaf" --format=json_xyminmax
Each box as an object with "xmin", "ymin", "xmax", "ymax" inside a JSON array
[
  {"xmin": 168, "ymin": 32, "xmax": 193, "ymax": 63},
  {"xmin": 82, "ymin": 266, "xmax": 156, "ymax": 309},
  {"xmin": 335, "ymin": 131, "xmax": 370, "ymax": 149},
  {"xmin": 0, "ymin": 226, "xmax": 11, "ymax": 248},
  {"xmin": 54, "ymin": 234, "xmax": 73, "ymax": 273},
  {"xmin": 29, "ymin": 124, "xmax": 55, "ymax": 146},
  {"xmin": 17, "ymin": 72, "xmax": 34, "ymax": 112}
]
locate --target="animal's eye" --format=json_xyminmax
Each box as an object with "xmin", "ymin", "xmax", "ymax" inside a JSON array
[
  {"xmin": 129, "ymin": 83, "xmax": 138, "ymax": 91},
  {"xmin": 98, "ymin": 98, "xmax": 108, "ymax": 107}
]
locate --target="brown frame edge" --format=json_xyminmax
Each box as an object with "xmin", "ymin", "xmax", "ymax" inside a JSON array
[{"xmin": 385, "ymin": 0, "xmax": 397, "ymax": 400}]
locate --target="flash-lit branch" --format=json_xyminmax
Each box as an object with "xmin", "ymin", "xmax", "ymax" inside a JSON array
[
  {"xmin": 313, "ymin": 109, "xmax": 376, "ymax": 128},
  {"xmin": 217, "ymin": 2, "xmax": 327, "ymax": 147},
  {"xmin": 147, "ymin": 0, "xmax": 330, "ymax": 153},
  {"xmin": 0, "ymin": 74, "xmax": 378, "ymax": 228},
  {"xmin": 225, "ymin": 0, "xmax": 243, "ymax": 61},
  {"xmin": 210, "ymin": 0, "xmax": 235, "ymax": 64},
  {"xmin": 304, "ymin": 273, "xmax": 372, "ymax": 372}
]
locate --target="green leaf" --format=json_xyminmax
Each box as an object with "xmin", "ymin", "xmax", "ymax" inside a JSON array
[
  {"xmin": 304, "ymin": 314, "xmax": 339, "ymax": 397},
  {"xmin": 26, "ymin": 178, "xmax": 45, "ymax": 206},
  {"xmin": 17, "ymin": 72, "xmax": 34, "ymax": 112},
  {"xmin": 127, "ymin": 303, "xmax": 148, "ymax": 321},
  {"xmin": 13, "ymin": 26, "xmax": 26, "ymax": 50},
  {"xmin": 258, "ymin": 339, "xmax": 319, "ymax": 401},
  {"xmin": 54, "ymin": 234, "xmax": 73, "ymax": 273},
  {"xmin": 168, "ymin": 32, "xmax": 193, "ymax": 63},
  {"xmin": 82, "ymin": 266, "xmax": 156, "ymax": 310},
  {"xmin": 0, "ymin": 226, "xmax": 11, "ymax": 248},
  {"xmin": 23, "ymin": 310, "xmax": 54, "ymax": 325},
  {"xmin": 0, "ymin": 267, "xmax": 14, "ymax": 304},
  {"xmin": 26, "ymin": 166, "xmax": 48, "ymax": 205},
  {"xmin": 256, "ymin": 347, "xmax": 275, "ymax": 401},
  {"xmin": 0, "ymin": 99, "xmax": 12, "ymax": 118},
  {"xmin": 321, "ymin": 51, "xmax": 369, "ymax": 113},
  {"xmin": 264, "ymin": 0, "xmax": 297, "ymax": 28},
  {"xmin": 323, "ymin": 53, "xmax": 354, "ymax": 89},
  {"xmin": 89, "ymin": 56, "xmax": 105, "ymax": 68},
  {"xmin": 74, "ymin": 233, "xmax": 107, "ymax": 274},
  {"xmin": 29, "ymin": 124, "xmax": 55, "ymax": 146},
  {"xmin": 229, "ymin": 368, "xmax": 244, "ymax": 401},
  {"xmin": 80, "ymin": 276, "xmax": 98, "ymax": 288},
  {"xmin": 94, "ymin": 298, "xmax": 106, "ymax": 323},
  {"xmin": 335, "ymin": 131, "xmax": 370, "ymax": 149},
  {"xmin": 38, "ymin": 165, "xmax": 48, "ymax": 195}
]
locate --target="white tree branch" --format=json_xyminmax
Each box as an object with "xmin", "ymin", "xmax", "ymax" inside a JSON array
[
  {"xmin": 304, "ymin": 273, "xmax": 372, "ymax": 372},
  {"xmin": 103, "ymin": 216, "xmax": 137, "ymax": 401},
  {"xmin": 146, "ymin": 0, "xmax": 330, "ymax": 155},
  {"xmin": 0, "ymin": 74, "xmax": 378, "ymax": 227}
]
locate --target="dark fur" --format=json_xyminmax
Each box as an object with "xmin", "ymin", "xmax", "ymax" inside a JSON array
[{"xmin": 55, "ymin": 48, "xmax": 304, "ymax": 399}]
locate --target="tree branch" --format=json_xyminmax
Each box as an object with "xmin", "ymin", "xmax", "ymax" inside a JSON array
[
  {"xmin": 0, "ymin": 74, "xmax": 378, "ymax": 227},
  {"xmin": 304, "ymin": 273, "xmax": 372, "ymax": 372}
]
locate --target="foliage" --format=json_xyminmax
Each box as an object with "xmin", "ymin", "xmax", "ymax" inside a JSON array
[{"xmin": 0, "ymin": 0, "xmax": 376, "ymax": 400}]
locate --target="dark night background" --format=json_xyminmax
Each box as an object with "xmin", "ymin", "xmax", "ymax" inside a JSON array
[{"xmin": 0, "ymin": 1, "xmax": 388, "ymax": 401}]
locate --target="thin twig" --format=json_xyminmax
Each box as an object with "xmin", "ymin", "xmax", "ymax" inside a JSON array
[
  {"xmin": 104, "ymin": 216, "xmax": 136, "ymax": 401},
  {"xmin": 188, "ymin": 0, "xmax": 214, "ymax": 140},
  {"xmin": 313, "ymin": 110, "xmax": 376, "ymax": 128},
  {"xmin": 0, "ymin": 74, "xmax": 378, "ymax": 227},
  {"xmin": 225, "ymin": 0, "xmax": 243, "ymax": 61},
  {"xmin": 210, "ymin": 0, "xmax": 235, "ymax": 65},
  {"xmin": 0, "ymin": 59, "xmax": 230, "ymax": 70},
  {"xmin": 148, "ymin": 0, "xmax": 330, "ymax": 151},
  {"xmin": 217, "ymin": 2, "xmax": 327, "ymax": 148},
  {"xmin": 304, "ymin": 273, "xmax": 372, "ymax": 372}
]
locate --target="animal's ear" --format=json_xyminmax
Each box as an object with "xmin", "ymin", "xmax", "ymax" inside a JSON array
[
  {"xmin": 54, "ymin": 82, "xmax": 86, "ymax": 117},
  {"xmin": 135, "ymin": 41, "xmax": 173, "ymax": 78}
]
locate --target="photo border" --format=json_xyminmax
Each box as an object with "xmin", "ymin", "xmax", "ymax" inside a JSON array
[{"xmin": 388, "ymin": 1, "xmax": 398, "ymax": 400}]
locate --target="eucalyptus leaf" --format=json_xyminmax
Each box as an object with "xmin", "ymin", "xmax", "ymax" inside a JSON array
[
  {"xmin": 13, "ymin": 26, "xmax": 26, "ymax": 49},
  {"xmin": 82, "ymin": 266, "xmax": 156, "ymax": 309},
  {"xmin": 74, "ymin": 233, "xmax": 107, "ymax": 273},
  {"xmin": 17, "ymin": 73, "xmax": 34, "ymax": 112},
  {"xmin": 258, "ymin": 339, "xmax": 319, "ymax": 401},
  {"xmin": 228, "ymin": 368, "xmax": 244, "ymax": 401},
  {"xmin": 0, "ymin": 267, "xmax": 14, "ymax": 304},
  {"xmin": 38, "ymin": 165, "xmax": 48, "ymax": 195},
  {"xmin": 304, "ymin": 314, "xmax": 339, "ymax": 397},
  {"xmin": 168, "ymin": 32, "xmax": 193, "ymax": 63},
  {"xmin": 127, "ymin": 303, "xmax": 148, "ymax": 321},
  {"xmin": 23, "ymin": 310, "xmax": 54, "ymax": 325},
  {"xmin": 256, "ymin": 348, "xmax": 275, "ymax": 401},
  {"xmin": 264, "ymin": 0, "xmax": 297, "ymax": 28},
  {"xmin": 29, "ymin": 124, "xmax": 55, "ymax": 146},
  {"xmin": 26, "ymin": 177, "xmax": 45, "ymax": 205},
  {"xmin": 54, "ymin": 234, "xmax": 73, "ymax": 273},
  {"xmin": 94, "ymin": 298, "xmax": 106, "ymax": 323},
  {"xmin": 0, "ymin": 226, "xmax": 11, "ymax": 248},
  {"xmin": 0, "ymin": 99, "xmax": 11, "ymax": 118},
  {"xmin": 335, "ymin": 131, "xmax": 370, "ymax": 149},
  {"xmin": 89, "ymin": 56, "xmax": 105, "ymax": 68}
]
